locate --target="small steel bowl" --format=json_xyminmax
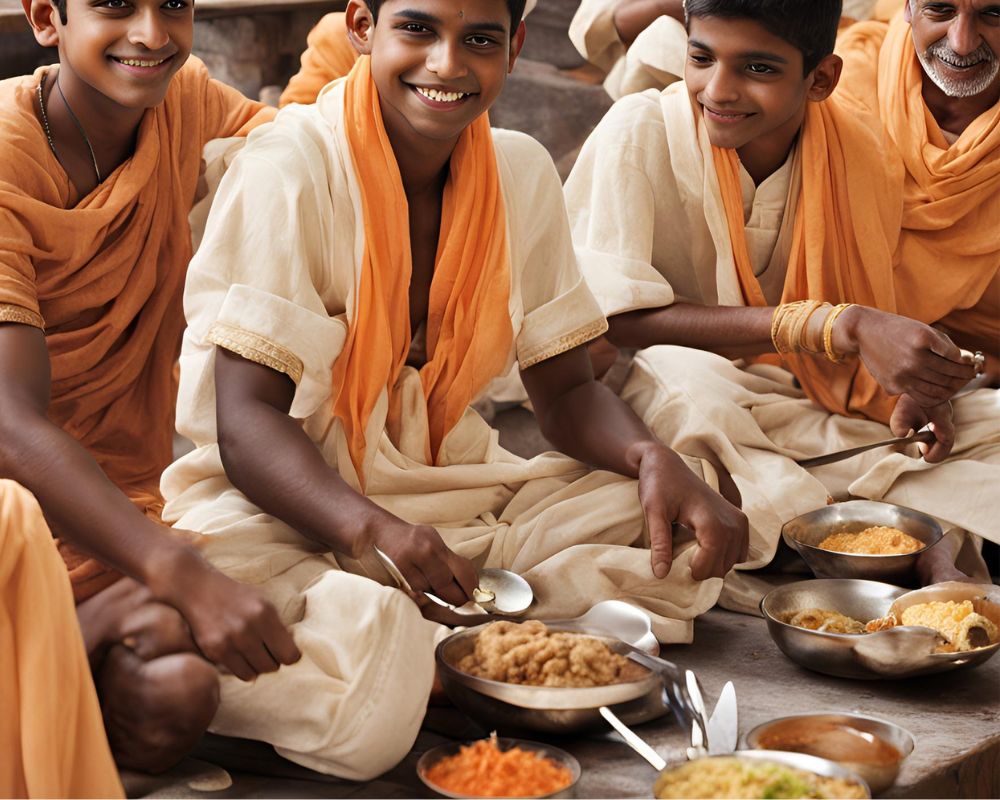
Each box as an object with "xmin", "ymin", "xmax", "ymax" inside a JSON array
[
  {"xmin": 652, "ymin": 750, "xmax": 870, "ymax": 799},
  {"xmin": 781, "ymin": 500, "xmax": 942, "ymax": 584},
  {"xmin": 744, "ymin": 712, "xmax": 914, "ymax": 795},
  {"xmin": 417, "ymin": 737, "xmax": 581, "ymax": 799},
  {"xmin": 761, "ymin": 578, "xmax": 1000, "ymax": 679},
  {"xmin": 436, "ymin": 624, "xmax": 669, "ymax": 735}
]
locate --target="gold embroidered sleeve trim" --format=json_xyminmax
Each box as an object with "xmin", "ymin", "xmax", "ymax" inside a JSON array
[
  {"xmin": 0, "ymin": 303, "xmax": 44, "ymax": 329},
  {"xmin": 206, "ymin": 321, "xmax": 304, "ymax": 384},
  {"xmin": 519, "ymin": 317, "xmax": 609, "ymax": 369}
]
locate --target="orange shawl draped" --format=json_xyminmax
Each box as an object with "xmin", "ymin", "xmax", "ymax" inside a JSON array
[
  {"xmin": 711, "ymin": 95, "xmax": 903, "ymax": 422},
  {"xmin": 280, "ymin": 12, "xmax": 360, "ymax": 107},
  {"xmin": 333, "ymin": 56, "xmax": 513, "ymax": 484},
  {"xmin": 0, "ymin": 58, "xmax": 274, "ymax": 601},
  {"xmin": 838, "ymin": 15, "xmax": 1000, "ymax": 347},
  {"xmin": 1, "ymin": 481, "xmax": 123, "ymax": 798}
]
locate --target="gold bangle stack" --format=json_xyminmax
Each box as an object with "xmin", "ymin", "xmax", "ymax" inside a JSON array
[
  {"xmin": 771, "ymin": 300, "xmax": 828, "ymax": 355},
  {"xmin": 822, "ymin": 303, "xmax": 855, "ymax": 363}
]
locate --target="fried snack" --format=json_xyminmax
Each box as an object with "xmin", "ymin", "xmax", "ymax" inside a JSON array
[
  {"xmin": 424, "ymin": 735, "xmax": 573, "ymax": 798},
  {"xmin": 784, "ymin": 608, "xmax": 866, "ymax": 634},
  {"xmin": 864, "ymin": 612, "xmax": 898, "ymax": 633},
  {"xmin": 457, "ymin": 620, "xmax": 646, "ymax": 687},
  {"xmin": 653, "ymin": 757, "xmax": 867, "ymax": 799},
  {"xmin": 900, "ymin": 600, "xmax": 999, "ymax": 653},
  {"xmin": 817, "ymin": 526, "xmax": 924, "ymax": 555}
]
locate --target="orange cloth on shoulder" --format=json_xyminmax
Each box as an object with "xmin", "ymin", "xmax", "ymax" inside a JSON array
[
  {"xmin": 280, "ymin": 12, "xmax": 360, "ymax": 107},
  {"xmin": 333, "ymin": 56, "xmax": 512, "ymax": 485},
  {"xmin": 0, "ymin": 480, "xmax": 124, "ymax": 798},
  {"xmin": 0, "ymin": 58, "xmax": 274, "ymax": 601},
  {"xmin": 838, "ymin": 15, "xmax": 1000, "ymax": 349},
  {"xmin": 711, "ymin": 94, "xmax": 903, "ymax": 423}
]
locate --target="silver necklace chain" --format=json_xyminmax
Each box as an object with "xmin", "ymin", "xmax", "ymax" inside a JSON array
[{"xmin": 36, "ymin": 71, "xmax": 103, "ymax": 185}]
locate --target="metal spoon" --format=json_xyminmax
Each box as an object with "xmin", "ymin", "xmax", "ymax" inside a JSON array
[
  {"xmin": 548, "ymin": 600, "xmax": 659, "ymax": 654},
  {"xmin": 374, "ymin": 548, "xmax": 533, "ymax": 616}
]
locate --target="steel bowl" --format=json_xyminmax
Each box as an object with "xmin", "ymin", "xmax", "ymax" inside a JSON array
[
  {"xmin": 436, "ymin": 624, "xmax": 669, "ymax": 735},
  {"xmin": 761, "ymin": 578, "xmax": 1000, "ymax": 679},
  {"xmin": 744, "ymin": 712, "xmax": 914, "ymax": 795},
  {"xmin": 781, "ymin": 500, "xmax": 942, "ymax": 584},
  {"xmin": 652, "ymin": 750, "xmax": 870, "ymax": 799},
  {"xmin": 417, "ymin": 737, "xmax": 581, "ymax": 799}
]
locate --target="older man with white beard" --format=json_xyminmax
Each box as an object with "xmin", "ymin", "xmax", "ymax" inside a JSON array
[{"xmin": 824, "ymin": 0, "xmax": 1000, "ymax": 571}]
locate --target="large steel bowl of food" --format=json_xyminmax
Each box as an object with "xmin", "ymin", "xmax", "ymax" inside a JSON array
[
  {"xmin": 652, "ymin": 750, "xmax": 870, "ymax": 799},
  {"xmin": 761, "ymin": 578, "xmax": 1000, "ymax": 679},
  {"xmin": 781, "ymin": 500, "xmax": 942, "ymax": 584},
  {"xmin": 435, "ymin": 624, "xmax": 669, "ymax": 735},
  {"xmin": 744, "ymin": 712, "xmax": 914, "ymax": 795}
]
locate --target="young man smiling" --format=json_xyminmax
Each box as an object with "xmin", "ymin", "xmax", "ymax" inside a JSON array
[
  {"xmin": 159, "ymin": 0, "xmax": 750, "ymax": 779},
  {"xmin": 565, "ymin": 0, "xmax": 990, "ymax": 610},
  {"xmin": 0, "ymin": 0, "xmax": 299, "ymax": 775}
]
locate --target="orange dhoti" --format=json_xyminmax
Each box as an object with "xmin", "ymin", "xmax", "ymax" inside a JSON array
[{"xmin": 0, "ymin": 480, "xmax": 123, "ymax": 798}]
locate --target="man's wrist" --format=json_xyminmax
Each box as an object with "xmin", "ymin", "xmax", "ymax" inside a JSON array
[
  {"xmin": 140, "ymin": 535, "xmax": 206, "ymax": 601},
  {"xmin": 626, "ymin": 438, "xmax": 678, "ymax": 476},
  {"xmin": 830, "ymin": 304, "xmax": 867, "ymax": 356}
]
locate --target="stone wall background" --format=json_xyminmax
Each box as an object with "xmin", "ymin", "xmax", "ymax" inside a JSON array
[{"xmin": 0, "ymin": 0, "xmax": 609, "ymax": 176}]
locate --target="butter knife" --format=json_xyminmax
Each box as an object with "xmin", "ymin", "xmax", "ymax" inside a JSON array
[
  {"xmin": 796, "ymin": 429, "xmax": 935, "ymax": 469},
  {"xmin": 706, "ymin": 681, "xmax": 738, "ymax": 755}
]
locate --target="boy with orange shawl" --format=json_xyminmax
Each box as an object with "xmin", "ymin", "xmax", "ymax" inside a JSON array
[
  {"xmin": 565, "ymin": 0, "xmax": 993, "ymax": 610},
  {"xmin": 160, "ymin": 0, "xmax": 750, "ymax": 779},
  {"xmin": 569, "ymin": 0, "xmax": 881, "ymax": 99},
  {"xmin": 836, "ymin": 2, "xmax": 999, "ymax": 388},
  {"xmin": 0, "ymin": 0, "xmax": 300, "ymax": 776}
]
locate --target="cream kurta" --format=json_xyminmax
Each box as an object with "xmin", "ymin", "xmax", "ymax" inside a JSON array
[
  {"xmin": 161, "ymin": 80, "xmax": 727, "ymax": 778},
  {"xmin": 565, "ymin": 82, "xmax": 997, "ymax": 611},
  {"xmin": 569, "ymin": 0, "xmax": 880, "ymax": 99}
]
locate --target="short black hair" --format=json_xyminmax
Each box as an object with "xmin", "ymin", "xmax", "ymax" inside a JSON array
[
  {"xmin": 52, "ymin": 0, "xmax": 67, "ymax": 25},
  {"xmin": 364, "ymin": 0, "xmax": 527, "ymax": 30},
  {"xmin": 684, "ymin": 0, "xmax": 842, "ymax": 74}
]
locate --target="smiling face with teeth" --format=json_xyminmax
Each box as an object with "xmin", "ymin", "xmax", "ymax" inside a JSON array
[
  {"xmin": 346, "ymin": 0, "xmax": 523, "ymax": 149},
  {"xmin": 36, "ymin": 0, "xmax": 192, "ymax": 116},
  {"xmin": 684, "ymin": 15, "xmax": 842, "ymax": 183},
  {"xmin": 907, "ymin": 0, "xmax": 1000, "ymax": 103}
]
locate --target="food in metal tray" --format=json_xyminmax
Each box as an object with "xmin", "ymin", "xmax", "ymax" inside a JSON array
[
  {"xmin": 817, "ymin": 526, "xmax": 924, "ymax": 555},
  {"xmin": 456, "ymin": 620, "xmax": 647, "ymax": 687},
  {"xmin": 653, "ymin": 756, "xmax": 867, "ymax": 799},
  {"xmin": 782, "ymin": 600, "xmax": 998, "ymax": 652},
  {"xmin": 784, "ymin": 609, "xmax": 866, "ymax": 634},
  {"xmin": 423, "ymin": 734, "xmax": 573, "ymax": 798}
]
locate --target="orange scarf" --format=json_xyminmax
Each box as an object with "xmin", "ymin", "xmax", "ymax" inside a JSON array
[
  {"xmin": 279, "ymin": 12, "xmax": 360, "ymax": 107},
  {"xmin": 333, "ymin": 56, "xmax": 513, "ymax": 484},
  {"xmin": 839, "ymin": 15, "xmax": 1000, "ymax": 346},
  {"xmin": 711, "ymin": 96, "xmax": 903, "ymax": 422},
  {"xmin": 0, "ymin": 59, "xmax": 273, "ymax": 601}
]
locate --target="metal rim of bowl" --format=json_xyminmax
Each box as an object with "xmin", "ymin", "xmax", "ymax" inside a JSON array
[
  {"xmin": 654, "ymin": 750, "xmax": 871, "ymax": 799},
  {"xmin": 435, "ymin": 624, "xmax": 660, "ymax": 710},
  {"xmin": 416, "ymin": 737, "xmax": 581, "ymax": 799},
  {"xmin": 743, "ymin": 711, "xmax": 916, "ymax": 758},
  {"xmin": 781, "ymin": 500, "xmax": 943, "ymax": 559}
]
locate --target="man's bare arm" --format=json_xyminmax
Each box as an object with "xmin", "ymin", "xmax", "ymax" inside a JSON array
[
  {"xmin": 0, "ymin": 323, "xmax": 299, "ymax": 679},
  {"xmin": 214, "ymin": 349, "xmax": 478, "ymax": 607},
  {"xmin": 521, "ymin": 344, "xmax": 748, "ymax": 580},
  {"xmin": 607, "ymin": 303, "xmax": 975, "ymax": 407},
  {"xmin": 612, "ymin": 0, "xmax": 685, "ymax": 47}
]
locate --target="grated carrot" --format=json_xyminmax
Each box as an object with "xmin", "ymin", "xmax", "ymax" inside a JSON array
[{"xmin": 424, "ymin": 735, "xmax": 573, "ymax": 798}]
